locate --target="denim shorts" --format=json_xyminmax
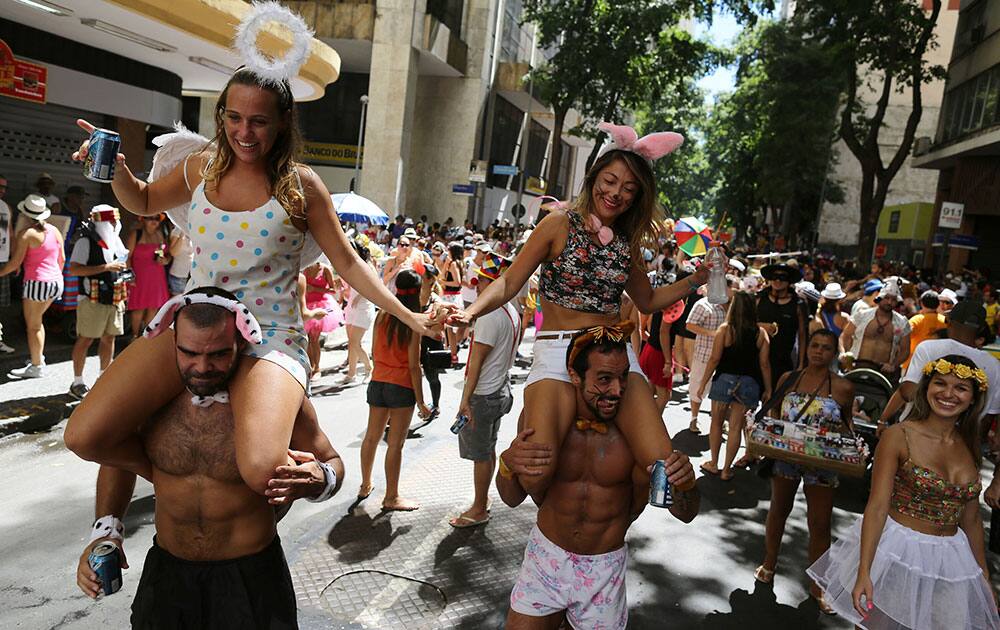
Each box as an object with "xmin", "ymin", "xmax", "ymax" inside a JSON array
[
  {"xmin": 366, "ymin": 380, "xmax": 416, "ymax": 408},
  {"xmin": 708, "ymin": 373, "xmax": 761, "ymax": 408},
  {"xmin": 772, "ymin": 460, "xmax": 839, "ymax": 488}
]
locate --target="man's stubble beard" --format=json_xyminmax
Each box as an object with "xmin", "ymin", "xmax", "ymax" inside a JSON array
[{"xmin": 179, "ymin": 356, "xmax": 240, "ymax": 396}]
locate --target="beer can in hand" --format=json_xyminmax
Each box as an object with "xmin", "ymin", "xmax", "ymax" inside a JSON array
[
  {"xmin": 83, "ymin": 128, "xmax": 121, "ymax": 183},
  {"xmin": 88, "ymin": 541, "xmax": 123, "ymax": 596},
  {"xmin": 649, "ymin": 459, "xmax": 673, "ymax": 508},
  {"xmin": 450, "ymin": 413, "xmax": 469, "ymax": 434}
]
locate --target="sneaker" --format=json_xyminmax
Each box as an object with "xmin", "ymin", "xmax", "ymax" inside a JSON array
[
  {"xmin": 8, "ymin": 363, "xmax": 43, "ymax": 379},
  {"xmin": 69, "ymin": 382, "xmax": 90, "ymax": 400},
  {"xmin": 0, "ymin": 342, "xmax": 14, "ymax": 354}
]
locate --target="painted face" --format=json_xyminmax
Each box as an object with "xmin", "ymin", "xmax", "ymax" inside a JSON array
[
  {"xmin": 806, "ymin": 334, "xmax": 837, "ymax": 368},
  {"xmin": 926, "ymin": 372, "xmax": 975, "ymax": 419},
  {"xmin": 174, "ymin": 315, "xmax": 241, "ymax": 396},
  {"xmin": 574, "ymin": 349, "xmax": 630, "ymax": 422},
  {"xmin": 591, "ymin": 158, "xmax": 639, "ymax": 225},
  {"xmin": 221, "ymin": 84, "xmax": 286, "ymax": 164}
]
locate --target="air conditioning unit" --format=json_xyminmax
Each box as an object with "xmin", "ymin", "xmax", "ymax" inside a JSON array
[{"xmin": 913, "ymin": 136, "xmax": 932, "ymax": 157}]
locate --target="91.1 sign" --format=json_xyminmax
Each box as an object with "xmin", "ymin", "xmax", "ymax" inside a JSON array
[{"xmin": 938, "ymin": 202, "xmax": 964, "ymax": 229}]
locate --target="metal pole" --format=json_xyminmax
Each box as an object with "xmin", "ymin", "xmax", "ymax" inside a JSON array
[
  {"xmin": 354, "ymin": 94, "xmax": 369, "ymax": 194},
  {"xmin": 514, "ymin": 23, "xmax": 538, "ymax": 245}
]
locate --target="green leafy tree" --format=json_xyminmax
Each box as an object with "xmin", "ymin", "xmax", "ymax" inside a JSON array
[
  {"xmin": 523, "ymin": 0, "xmax": 772, "ymax": 195},
  {"xmin": 704, "ymin": 19, "xmax": 844, "ymax": 246},
  {"xmin": 794, "ymin": 0, "xmax": 945, "ymax": 265}
]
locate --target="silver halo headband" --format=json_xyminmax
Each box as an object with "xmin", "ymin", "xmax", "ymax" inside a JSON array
[
  {"xmin": 234, "ymin": 1, "xmax": 313, "ymax": 87},
  {"xmin": 143, "ymin": 290, "xmax": 263, "ymax": 345}
]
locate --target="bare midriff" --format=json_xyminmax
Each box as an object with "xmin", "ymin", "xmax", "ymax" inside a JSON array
[
  {"xmin": 538, "ymin": 298, "xmax": 625, "ymax": 333},
  {"xmin": 536, "ymin": 423, "xmax": 636, "ymax": 555},
  {"xmin": 151, "ymin": 471, "xmax": 277, "ymax": 560},
  {"xmin": 888, "ymin": 509, "xmax": 959, "ymax": 537}
]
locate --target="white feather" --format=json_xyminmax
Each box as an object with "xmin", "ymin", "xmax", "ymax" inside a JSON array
[{"xmin": 149, "ymin": 122, "xmax": 212, "ymax": 236}]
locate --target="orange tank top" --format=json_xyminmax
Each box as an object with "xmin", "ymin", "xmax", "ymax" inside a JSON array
[{"xmin": 372, "ymin": 317, "xmax": 413, "ymax": 389}]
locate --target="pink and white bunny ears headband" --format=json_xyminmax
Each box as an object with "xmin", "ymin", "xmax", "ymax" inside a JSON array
[
  {"xmin": 596, "ymin": 122, "xmax": 684, "ymax": 164},
  {"xmin": 144, "ymin": 287, "xmax": 263, "ymax": 344}
]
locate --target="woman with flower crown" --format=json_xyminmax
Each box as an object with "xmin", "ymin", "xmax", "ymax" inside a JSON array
[
  {"xmin": 450, "ymin": 123, "xmax": 708, "ymax": 499},
  {"xmin": 807, "ymin": 355, "xmax": 999, "ymax": 629}
]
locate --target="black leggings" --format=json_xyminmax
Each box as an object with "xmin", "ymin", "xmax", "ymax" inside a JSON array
[{"xmin": 424, "ymin": 368, "xmax": 441, "ymax": 407}]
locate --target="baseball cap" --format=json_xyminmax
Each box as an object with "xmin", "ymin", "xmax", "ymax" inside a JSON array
[
  {"xmin": 863, "ymin": 279, "xmax": 883, "ymax": 295},
  {"xmin": 948, "ymin": 299, "xmax": 986, "ymax": 329},
  {"xmin": 475, "ymin": 242, "xmax": 491, "ymax": 253}
]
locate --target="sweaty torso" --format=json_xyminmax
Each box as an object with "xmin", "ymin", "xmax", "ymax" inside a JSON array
[
  {"xmin": 858, "ymin": 313, "xmax": 894, "ymax": 364},
  {"xmin": 142, "ymin": 395, "xmax": 276, "ymax": 561},
  {"xmin": 537, "ymin": 422, "xmax": 641, "ymax": 555}
]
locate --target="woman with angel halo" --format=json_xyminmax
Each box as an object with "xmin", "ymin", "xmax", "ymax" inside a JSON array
[
  {"xmin": 64, "ymin": 4, "xmax": 442, "ymax": 494},
  {"xmin": 449, "ymin": 122, "xmax": 709, "ymax": 497}
]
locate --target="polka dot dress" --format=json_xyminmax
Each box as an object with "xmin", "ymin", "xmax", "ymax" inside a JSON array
[{"xmin": 187, "ymin": 182, "xmax": 309, "ymax": 387}]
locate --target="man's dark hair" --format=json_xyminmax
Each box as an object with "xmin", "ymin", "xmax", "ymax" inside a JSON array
[
  {"xmin": 920, "ymin": 290, "xmax": 940, "ymax": 310},
  {"xmin": 176, "ymin": 287, "xmax": 240, "ymax": 331},
  {"xmin": 566, "ymin": 334, "xmax": 628, "ymax": 378}
]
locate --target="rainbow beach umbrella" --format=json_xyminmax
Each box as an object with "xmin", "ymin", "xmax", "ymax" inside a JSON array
[{"xmin": 674, "ymin": 216, "xmax": 712, "ymax": 257}]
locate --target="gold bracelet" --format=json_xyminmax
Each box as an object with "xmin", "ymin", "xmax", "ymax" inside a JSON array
[{"xmin": 498, "ymin": 455, "xmax": 514, "ymax": 479}]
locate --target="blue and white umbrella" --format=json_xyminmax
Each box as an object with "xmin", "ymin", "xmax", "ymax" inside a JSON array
[{"xmin": 332, "ymin": 192, "xmax": 389, "ymax": 226}]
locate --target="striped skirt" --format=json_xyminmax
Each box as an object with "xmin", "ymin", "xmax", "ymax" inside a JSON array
[{"xmin": 22, "ymin": 279, "xmax": 63, "ymax": 302}]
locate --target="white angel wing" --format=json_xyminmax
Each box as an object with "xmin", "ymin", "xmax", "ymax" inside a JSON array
[{"xmin": 149, "ymin": 123, "xmax": 213, "ymax": 235}]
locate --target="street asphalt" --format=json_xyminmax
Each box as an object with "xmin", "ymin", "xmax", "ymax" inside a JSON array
[{"xmin": 1, "ymin": 327, "xmax": 998, "ymax": 629}]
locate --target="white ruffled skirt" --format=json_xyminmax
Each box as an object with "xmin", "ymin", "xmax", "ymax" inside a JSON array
[{"xmin": 807, "ymin": 515, "xmax": 999, "ymax": 630}]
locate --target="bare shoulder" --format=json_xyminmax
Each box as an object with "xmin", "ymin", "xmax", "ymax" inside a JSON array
[
  {"xmin": 831, "ymin": 374, "xmax": 855, "ymax": 406},
  {"xmin": 878, "ymin": 423, "xmax": 907, "ymax": 455},
  {"xmin": 535, "ymin": 209, "xmax": 570, "ymax": 236}
]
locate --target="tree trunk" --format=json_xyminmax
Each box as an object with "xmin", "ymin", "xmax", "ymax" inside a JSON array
[{"xmin": 545, "ymin": 106, "xmax": 568, "ymax": 197}]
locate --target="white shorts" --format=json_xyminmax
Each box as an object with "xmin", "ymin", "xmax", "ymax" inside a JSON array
[
  {"xmin": 510, "ymin": 524, "xmax": 628, "ymax": 629},
  {"xmin": 525, "ymin": 330, "xmax": 644, "ymax": 388}
]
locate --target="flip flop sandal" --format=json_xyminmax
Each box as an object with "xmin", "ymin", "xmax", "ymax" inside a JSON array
[
  {"xmin": 753, "ymin": 565, "xmax": 776, "ymax": 584},
  {"xmin": 812, "ymin": 594, "xmax": 837, "ymax": 616},
  {"xmin": 449, "ymin": 514, "xmax": 491, "ymax": 529}
]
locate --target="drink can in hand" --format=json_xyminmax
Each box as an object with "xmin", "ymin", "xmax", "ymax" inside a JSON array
[
  {"xmin": 88, "ymin": 540, "xmax": 123, "ymax": 596},
  {"xmin": 83, "ymin": 128, "xmax": 121, "ymax": 183},
  {"xmin": 450, "ymin": 413, "xmax": 469, "ymax": 434},
  {"xmin": 649, "ymin": 459, "xmax": 673, "ymax": 508}
]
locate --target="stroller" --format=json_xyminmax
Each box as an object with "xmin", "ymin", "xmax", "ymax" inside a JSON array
[{"xmin": 845, "ymin": 367, "xmax": 895, "ymax": 461}]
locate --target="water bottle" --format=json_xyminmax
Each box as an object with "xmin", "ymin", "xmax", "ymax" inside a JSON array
[{"xmin": 706, "ymin": 242, "xmax": 729, "ymax": 304}]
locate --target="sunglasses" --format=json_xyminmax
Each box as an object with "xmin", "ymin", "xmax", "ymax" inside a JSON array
[{"xmin": 399, "ymin": 241, "xmax": 411, "ymax": 247}]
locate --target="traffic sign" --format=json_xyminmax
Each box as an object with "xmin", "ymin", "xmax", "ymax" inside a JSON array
[
  {"xmin": 469, "ymin": 160, "xmax": 487, "ymax": 183},
  {"xmin": 938, "ymin": 202, "xmax": 964, "ymax": 229},
  {"xmin": 492, "ymin": 164, "xmax": 519, "ymax": 176},
  {"xmin": 512, "ymin": 204, "xmax": 526, "ymax": 219},
  {"xmin": 452, "ymin": 183, "xmax": 476, "ymax": 196}
]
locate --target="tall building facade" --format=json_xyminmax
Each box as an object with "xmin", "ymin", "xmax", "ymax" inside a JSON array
[
  {"xmin": 913, "ymin": 0, "xmax": 1000, "ymax": 273},
  {"xmin": 290, "ymin": 0, "xmax": 592, "ymax": 226}
]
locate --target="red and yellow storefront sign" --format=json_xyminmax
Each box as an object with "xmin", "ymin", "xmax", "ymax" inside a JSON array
[{"xmin": 0, "ymin": 39, "xmax": 46, "ymax": 104}]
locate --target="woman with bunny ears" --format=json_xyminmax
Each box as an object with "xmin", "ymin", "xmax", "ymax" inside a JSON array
[
  {"xmin": 64, "ymin": 3, "xmax": 439, "ymax": 494},
  {"xmin": 450, "ymin": 123, "xmax": 709, "ymax": 498}
]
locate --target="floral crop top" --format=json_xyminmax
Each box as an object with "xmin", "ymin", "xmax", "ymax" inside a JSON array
[
  {"xmin": 890, "ymin": 427, "xmax": 981, "ymax": 528},
  {"xmin": 538, "ymin": 212, "xmax": 631, "ymax": 314}
]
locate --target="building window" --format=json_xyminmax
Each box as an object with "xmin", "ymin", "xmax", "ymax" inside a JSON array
[
  {"xmin": 488, "ymin": 97, "xmax": 523, "ymax": 188},
  {"xmin": 500, "ymin": 0, "xmax": 525, "ymax": 62},
  {"xmin": 888, "ymin": 210, "xmax": 901, "ymax": 234},
  {"xmin": 553, "ymin": 141, "xmax": 573, "ymax": 198},
  {"xmin": 297, "ymin": 72, "xmax": 370, "ymax": 146},
  {"xmin": 939, "ymin": 62, "xmax": 1000, "ymax": 143},
  {"xmin": 427, "ymin": 0, "xmax": 463, "ymax": 36}
]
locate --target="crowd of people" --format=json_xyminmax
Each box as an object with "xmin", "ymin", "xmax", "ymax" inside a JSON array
[{"xmin": 0, "ymin": 8, "xmax": 997, "ymax": 625}]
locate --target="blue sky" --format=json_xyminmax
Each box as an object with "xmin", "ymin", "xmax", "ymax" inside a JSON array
[{"xmin": 693, "ymin": 10, "xmax": 744, "ymax": 98}]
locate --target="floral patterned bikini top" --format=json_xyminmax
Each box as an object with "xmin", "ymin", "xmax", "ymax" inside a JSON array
[
  {"xmin": 538, "ymin": 212, "xmax": 631, "ymax": 314},
  {"xmin": 890, "ymin": 426, "xmax": 981, "ymax": 527}
]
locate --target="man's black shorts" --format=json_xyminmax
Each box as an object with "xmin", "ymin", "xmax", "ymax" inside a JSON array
[{"xmin": 130, "ymin": 535, "xmax": 297, "ymax": 629}]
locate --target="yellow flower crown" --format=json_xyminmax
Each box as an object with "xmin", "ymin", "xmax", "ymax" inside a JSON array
[{"xmin": 922, "ymin": 358, "xmax": 989, "ymax": 390}]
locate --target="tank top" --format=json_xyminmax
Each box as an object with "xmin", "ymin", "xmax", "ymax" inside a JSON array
[
  {"xmin": 23, "ymin": 223, "xmax": 63, "ymax": 283},
  {"xmin": 890, "ymin": 426, "xmax": 981, "ymax": 528},
  {"xmin": 715, "ymin": 328, "xmax": 762, "ymax": 383},
  {"xmin": 819, "ymin": 310, "xmax": 843, "ymax": 337},
  {"xmin": 647, "ymin": 311, "xmax": 663, "ymax": 352},
  {"xmin": 372, "ymin": 317, "xmax": 413, "ymax": 389},
  {"xmin": 539, "ymin": 212, "xmax": 630, "ymax": 314}
]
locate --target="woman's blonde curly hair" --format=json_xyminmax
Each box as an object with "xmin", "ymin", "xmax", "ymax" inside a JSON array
[{"xmin": 202, "ymin": 69, "xmax": 306, "ymax": 219}]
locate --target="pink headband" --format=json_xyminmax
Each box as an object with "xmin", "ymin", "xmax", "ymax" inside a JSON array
[
  {"xmin": 597, "ymin": 122, "xmax": 684, "ymax": 163},
  {"xmin": 143, "ymin": 290, "xmax": 263, "ymax": 344}
]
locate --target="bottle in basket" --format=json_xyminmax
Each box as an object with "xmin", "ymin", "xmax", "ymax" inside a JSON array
[
  {"xmin": 88, "ymin": 540, "xmax": 123, "ymax": 596},
  {"xmin": 648, "ymin": 459, "xmax": 673, "ymax": 508}
]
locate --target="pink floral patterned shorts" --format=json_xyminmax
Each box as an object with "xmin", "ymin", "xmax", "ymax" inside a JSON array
[{"xmin": 509, "ymin": 524, "xmax": 628, "ymax": 629}]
